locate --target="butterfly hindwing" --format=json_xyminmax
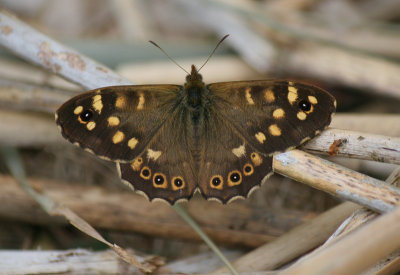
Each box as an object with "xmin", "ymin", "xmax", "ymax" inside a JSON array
[
  {"xmin": 56, "ymin": 85, "xmax": 181, "ymax": 162},
  {"xmin": 117, "ymin": 106, "xmax": 198, "ymax": 204},
  {"xmin": 197, "ymin": 109, "xmax": 273, "ymax": 202}
]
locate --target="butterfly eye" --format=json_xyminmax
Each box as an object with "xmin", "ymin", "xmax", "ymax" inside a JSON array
[
  {"xmin": 79, "ymin": 110, "xmax": 93, "ymax": 122},
  {"xmin": 298, "ymin": 100, "xmax": 311, "ymax": 112}
]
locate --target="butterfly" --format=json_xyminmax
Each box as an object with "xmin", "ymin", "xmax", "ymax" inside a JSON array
[{"xmin": 56, "ymin": 52, "xmax": 336, "ymax": 205}]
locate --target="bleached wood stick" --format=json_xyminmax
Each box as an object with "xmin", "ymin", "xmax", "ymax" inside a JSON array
[
  {"xmin": 0, "ymin": 249, "xmax": 162, "ymax": 274},
  {"xmin": 274, "ymin": 150, "xmax": 400, "ymax": 213},
  {"xmin": 0, "ymin": 10, "xmax": 132, "ymax": 89},
  {"xmin": 301, "ymin": 128, "xmax": 400, "ymax": 165}
]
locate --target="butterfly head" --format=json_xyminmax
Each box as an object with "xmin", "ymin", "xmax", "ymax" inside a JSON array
[{"xmin": 184, "ymin": 65, "xmax": 204, "ymax": 89}]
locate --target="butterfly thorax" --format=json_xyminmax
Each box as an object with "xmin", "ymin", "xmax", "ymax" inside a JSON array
[{"xmin": 183, "ymin": 65, "xmax": 207, "ymax": 110}]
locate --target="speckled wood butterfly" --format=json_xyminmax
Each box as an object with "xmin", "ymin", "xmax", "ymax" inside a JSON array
[{"xmin": 56, "ymin": 46, "xmax": 335, "ymax": 205}]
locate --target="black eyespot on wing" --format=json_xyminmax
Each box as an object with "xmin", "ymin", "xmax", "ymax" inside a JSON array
[
  {"xmin": 80, "ymin": 110, "xmax": 93, "ymax": 122},
  {"xmin": 154, "ymin": 174, "xmax": 165, "ymax": 185},
  {"xmin": 212, "ymin": 176, "xmax": 222, "ymax": 186},
  {"xmin": 244, "ymin": 165, "xmax": 252, "ymax": 173},
  {"xmin": 141, "ymin": 167, "xmax": 151, "ymax": 179},
  {"xmin": 174, "ymin": 178, "xmax": 183, "ymax": 187},
  {"xmin": 230, "ymin": 172, "xmax": 241, "ymax": 183},
  {"xmin": 299, "ymin": 100, "xmax": 311, "ymax": 112}
]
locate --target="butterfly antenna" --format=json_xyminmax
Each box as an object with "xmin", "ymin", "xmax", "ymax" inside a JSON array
[
  {"xmin": 149, "ymin": 40, "xmax": 190, "ymax": 74},
  {"xmin": 198, "ymin": 34, "xmax": 229, "ymax": 72}
]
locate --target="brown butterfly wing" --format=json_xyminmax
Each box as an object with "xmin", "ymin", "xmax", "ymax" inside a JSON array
[
  {"xmin": 117, "ymin": 106, "xmax": 198, "ymax": 204},
  {"xmin": 56, "ymin": 85, "xmax": 181, "ymax": 162},
  {"xmin": 56, "ymin": 84, "xmax": 199, "ymax": 204},
  {"xmin": 208, "ymin": 80, "xmax": 336, "ymax": 155},
  {"xmin": 197, "ymin": 80, "xmax": 335, "ymax": 202},
  {"xmin": 197, "ymin": 106, "xmax": 274, "ymax": 203}
]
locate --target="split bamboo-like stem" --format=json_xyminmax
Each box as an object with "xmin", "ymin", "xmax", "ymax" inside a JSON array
[{"xmin": 274, "ymin": 150, "xmax": 400, "ymax": 213}]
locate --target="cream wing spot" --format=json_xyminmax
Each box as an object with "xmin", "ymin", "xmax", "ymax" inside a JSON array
[
  {"xmin": 131, "ymin": 157, "xmax": 143, "ymax": 171},
  {"xmin": 297, "ymin": 111, "xmax": 307, "ymax": 120},
  {"xmin": 128, "ymin": 137, "xmax": 139, "ymax": 149},
  {"xmin": 245, "ymin": 87, "xmax": 255, "ymax": 105},
  {"xmin": 250, "ymin": 152, "xmax": 262, "ymax": 166},
  {"xmin": 74, "ymin": 106, "xmax": 83, "ymax": 115},
  {"xmin": 269, "ymin": 124, "xmax": 282, "ymax": 136},
  {"xmin": 112, "ymin": 131, "xmax": 125, "ymax": 144},
  {"xmin": 255, "ymin": 132, "xmax": 266, "ymax": 144},
  {"xmin": 86, "ymin": 121, "xmax": 96, "ymax": 131},
  {"xmin": 147, "ymin": 148, "xmax": 162, "ymax": 161},
  {"xmin": 272, "ymin": 108, "xmax": 285, "ymax": 119},
  {"xmin": 264, "ymin": 88, "xmax": 275, "ymax": 103},
  {"xmin": 287, "ymin": 85, "xmax": 298, "ymax": 105},
  {"xmin": 308, "ymin": 96, "xmax": 318, "ymax": 105},
  {"xmin": 137, "ymin": 93, "xmax": 145, "ymax": 110},
  {"xmin": 92, "ymin": 94, "xmax": 103, "ymax": 114},
  {"xmin": 232, "ymin": 143, "xmax": 246, "ymax": 158},
  {"xmin": 107, "ymin": 116, "xmax": 120, "ymax": 127},
  {"xmin": 115, "ymin": 96, "xmax": 126, "ymax": 109}
]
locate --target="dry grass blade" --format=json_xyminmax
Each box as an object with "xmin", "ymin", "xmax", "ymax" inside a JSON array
[
  {"xmin": 279, "ymin": 206, "xmax": 400, "ymax": 275},
  {"xmin": 211, "ymin": 202, "xmax": 361, "ymax": 273}
]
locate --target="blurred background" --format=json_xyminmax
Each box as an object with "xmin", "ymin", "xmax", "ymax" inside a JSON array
[{"xmin": 0, "ymin": 0, "xmax": 399, "ymax": 272}]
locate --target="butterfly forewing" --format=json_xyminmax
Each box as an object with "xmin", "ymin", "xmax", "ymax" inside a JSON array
[
  {"xmin": 56, "ymin": 85, "xmax": 181, "ymax": 162},
  {"xmin": 208, "ymin": 80, "xmax": 336, "ymax": 155}
]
